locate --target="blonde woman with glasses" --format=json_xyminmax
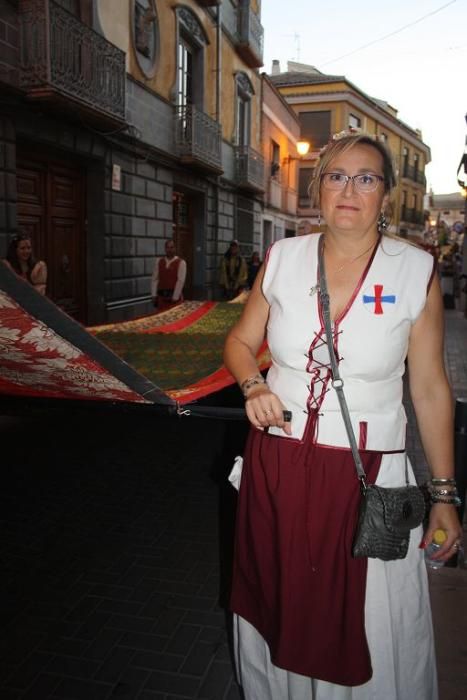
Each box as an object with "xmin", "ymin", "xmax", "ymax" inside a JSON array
[{"xmin": 224, "ymin": 132, "xmax": 461, "ymax": 699}]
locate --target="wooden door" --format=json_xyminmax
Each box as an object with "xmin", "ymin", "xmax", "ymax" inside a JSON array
[
  {"xmin": 172, "ymin": 192, "xmax": 193, "ymax": 299},
  {"xmin": 17, "ymin": 155, "xmax": 86, "ymax": 321}
]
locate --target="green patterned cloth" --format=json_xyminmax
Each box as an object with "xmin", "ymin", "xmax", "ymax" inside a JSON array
[{"xmin": 96, "ymin": 303, "xmax": 243, "ymax": 391}]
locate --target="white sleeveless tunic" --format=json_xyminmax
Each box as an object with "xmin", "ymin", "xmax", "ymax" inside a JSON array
[{"xmin": 234, "ymin": 233, "xmax": 438, "ymax": 700}]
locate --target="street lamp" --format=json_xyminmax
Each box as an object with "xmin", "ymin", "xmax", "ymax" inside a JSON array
[
  {"xmin": 283, "ymin": 140, "xmax": 311, "ymax": 163},
  {"xmin": 296, "ymin": 140, "xmax": 311, "ymax": 157}
]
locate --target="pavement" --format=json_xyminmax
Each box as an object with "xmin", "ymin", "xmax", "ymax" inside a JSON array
[{"xmin": 0, "ymin": 309, "xmax": 466, "ymax": 700}]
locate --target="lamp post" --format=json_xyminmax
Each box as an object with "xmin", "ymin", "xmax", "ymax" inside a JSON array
[{"xmin": 456, "ymin": 115, "xmax": 467, "ymax": 316}]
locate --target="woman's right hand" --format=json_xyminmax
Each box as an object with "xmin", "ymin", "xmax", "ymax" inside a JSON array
[{"xmin": 245, "ymin": 385, "xmax": 292, "ymax": 435}]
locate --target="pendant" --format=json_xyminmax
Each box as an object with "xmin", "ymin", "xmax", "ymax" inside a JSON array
[{"xmin": 309, "ymin": 284, "xmax": 320, "ymax": 296}]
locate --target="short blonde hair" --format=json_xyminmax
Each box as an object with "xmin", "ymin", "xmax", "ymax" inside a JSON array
[{"xmin": 309, "ymin": 132, "xmax": 397, "ymax": 208}]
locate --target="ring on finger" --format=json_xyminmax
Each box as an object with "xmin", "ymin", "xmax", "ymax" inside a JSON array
[
  {"xmin": 452, "ymin": 541, "xmax": 461, "ymax": 550},
  {"xmin": 264, "ymin": 409, "xmax": 273, "ymax": 416}
]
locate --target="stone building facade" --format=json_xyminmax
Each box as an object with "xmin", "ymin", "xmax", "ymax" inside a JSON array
[
  {"xmin": 0, "ymin": 0, "xmax": 265, "ymax": 323},
  {"xmin": 270, "ymin": 61, "xmax": 431, "ymax": 240}
]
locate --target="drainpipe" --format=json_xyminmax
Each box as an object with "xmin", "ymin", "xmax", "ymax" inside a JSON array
[
  {"xmin": 212, "ymin": 2, "xmax": 222, "ymax": 300},
  {"xmin": 215, "ymin": 2, "xmax": 221, "ymax": 122}
]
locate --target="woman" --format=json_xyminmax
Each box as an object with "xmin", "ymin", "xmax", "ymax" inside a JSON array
[
  {"xmin": 219, "ymin": 240, "xmax": 248, "ymax": 300},
  {"xmin": 224, "ymin": 133, "xmax": 462, "ymax": 699},
  {"xmin": 5, "ymin": 234, "xmax": 47, "ymax": 295}
]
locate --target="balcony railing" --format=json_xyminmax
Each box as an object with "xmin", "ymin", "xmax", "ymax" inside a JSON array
[
  {"xmin": 402, "ymin": 164, "xmax": 415, "ymax": 181},
  {"xmin": 400, "ymin": 207, "xmax": 424, "ymax": 225},
  {"xmin": 415, "ymin": 170, "xmax": 427, "ymax": 187},
  {"xmin": 19, "ymin": 0, "xmax": 125, "ymax": 123},
  {"xmin": 175, "ymin": 105, "xmax": 222, "ymax": 173},
  {"xmin": 235, "ymin": 145, "xmax": 265, "ymax": 192},
  {"xmin": 236, "ymin": 2, "xmax": 264, "ymax": 68}
]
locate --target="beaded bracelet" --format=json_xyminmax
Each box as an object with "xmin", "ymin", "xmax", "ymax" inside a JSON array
[
  {"xmin": 241, "ymin": 373, "xmax": 266, "ymax": 398},
  {"xmin": 426, "ymin": 478, "xmax": 461, "ymax": 506},
  {"xmin": 431, "ymin": 494, "xmax": 462, "ymax": 506}
]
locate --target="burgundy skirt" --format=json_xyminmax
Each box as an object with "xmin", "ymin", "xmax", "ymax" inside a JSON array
[{"xmin": 230, "ymin": 426, "xmax": 382, "ymax": 687}]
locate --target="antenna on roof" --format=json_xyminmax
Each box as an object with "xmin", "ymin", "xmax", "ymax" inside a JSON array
[{"xmin": 283, "ymin": 32, "xmax": 301, "ymax": 62}]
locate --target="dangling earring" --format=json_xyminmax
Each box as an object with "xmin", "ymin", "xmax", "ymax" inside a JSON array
[
  {"xmin": 318, "ymin": 211, "xmax": 321, "ymax": 229},
  {"xmin": 377, "ymin": 211, "xmax": 388, "ymax": 233}
]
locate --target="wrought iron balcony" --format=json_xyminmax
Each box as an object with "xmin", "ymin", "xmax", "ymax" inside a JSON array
[
  {"xmin": 235, "ymin": 145, "xmax": 265, "ymax": 192},
  {"xmin": 175, "ymin": 105, "xmax": 222, "ymax": 173},
  {"xmin": 415, "ymin": 170, "xmax": 427, "ymax": 187},
  {"xmin": 401, "ymin": 206, "xmax": 415, "ymax": 223},
  {"xmin": 413, "ymin": 210, "xmax": 424, "ymax": 225},
  {"xmin": 19, "ymin": 0, "xmax": 126, "ymax": 124},
  {"xmin": 402, "ymin": 164, "xmax": 415, "ymax": 181},
  {"xmin": 237, "ymin": 1, "xmax": 264, "ymax": 68}
]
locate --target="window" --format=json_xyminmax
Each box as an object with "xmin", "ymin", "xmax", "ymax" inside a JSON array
[
  {"xmin": 402, "ymin": 147, "xmax": 409, "ymax": 177},
  {"xmin": 177, "ymin": 39, "xmax": 193, "ymax": 109},
  {"xmin": 413, "ymin": 153, "xmax": 419, "ymax": 178},
  {"xmin": 235, "ymin": 73, "xmax": 254, "ymax": 146},
  {"xmin": 379, "ymin": 133, "xmax": 387, "ymax": 142},
  {"xmin": 401, "ymin": 190, "xmax": 407, "ymax": 220},
  {"xmin": 299, "ymin": 167, "xmax": 314, "ymax": 204},
  {"xmin": 236, "ymin": 195, "xmax": 254, "ymax": 253},
  {"xmin": 271, "ymin": 140, "xmax": 280, "ymax": 177},
  {"xmin": 176, "ymin": 7, "xmax": 207, "ymax": 110},
  {"xmin": 298, "ymin": 112, "xmax": 331, "ymax": 149},
  {"xmin": 349, "ymin": 113, "xmax": 361, "ymax": 130}
]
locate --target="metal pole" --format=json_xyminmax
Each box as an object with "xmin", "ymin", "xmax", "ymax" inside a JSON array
[
  {"xmin": 454, "ymin": 397, "xmax": 467, "ymax": 523},
  {"xmin": 446, "ymin": 397, "xmax": 467, "ymax": 567}
]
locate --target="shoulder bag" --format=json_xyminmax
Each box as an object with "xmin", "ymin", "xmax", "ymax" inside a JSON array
[{"xmin": 318, "ymin": 239, "xmax": 425, "ymax": 560}]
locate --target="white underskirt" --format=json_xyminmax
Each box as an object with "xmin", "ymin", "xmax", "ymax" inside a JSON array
[{"xmin": 232, "ymin": 453, "xmax": 438, "ymax": 700}]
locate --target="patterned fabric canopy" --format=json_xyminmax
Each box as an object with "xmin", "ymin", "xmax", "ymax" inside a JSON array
[{"xmin": 0, "ymin": 263, "xmax": 269, "ymax": 407}]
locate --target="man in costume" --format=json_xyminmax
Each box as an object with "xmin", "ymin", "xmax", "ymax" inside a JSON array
[{"xmin": 151, "ymin": 239, "xmax": 187, "ymax": 311}]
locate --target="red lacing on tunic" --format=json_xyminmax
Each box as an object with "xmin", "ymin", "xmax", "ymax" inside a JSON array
[{"xmin": 305, "ymin": 324, "xmax": 342, "ymax": 418}]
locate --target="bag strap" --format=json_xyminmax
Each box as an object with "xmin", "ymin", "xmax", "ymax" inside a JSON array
[{"xmin": 317, "ymin": 236, "xmax": 409, "ymax": 490}]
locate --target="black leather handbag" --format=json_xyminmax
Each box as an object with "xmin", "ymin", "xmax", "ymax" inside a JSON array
[{"xmin": 317, "ymin": 239, "xmax": 425, "ymax": 561}]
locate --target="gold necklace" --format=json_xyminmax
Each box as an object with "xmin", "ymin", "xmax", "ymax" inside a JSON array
[{"xmin": 331, "ymin": 241, "xmax": 376, "ymax": 275}]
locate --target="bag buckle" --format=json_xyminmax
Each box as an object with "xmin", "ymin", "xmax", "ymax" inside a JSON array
[{"xmin": 359, "ymin": 476, "xmax": 368, "ymax": 494}]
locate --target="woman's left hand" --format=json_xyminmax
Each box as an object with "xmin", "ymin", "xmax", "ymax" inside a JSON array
[{"xmin": 422, "ymin": 503, "xmax": 463, "ymax": 562}]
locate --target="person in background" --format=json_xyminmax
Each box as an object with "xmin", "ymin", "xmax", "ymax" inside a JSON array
[
  {"xmin": 223, "ymin": 132, "xmax": 461, "ymax": 699},
  {"xmin": 219, "ymin": 240, "xmax": 247, "ymax": 300},
  {"xmin": 247, "ymin": 251, "xmax": 262, "ymax": 290},
  {"xmin": 151, "ymin": 239, "xmax": 186, "ymax": 312},
  {"xmin": 5, "ymin": 233, "xmax": 47, "ymax": 295}
]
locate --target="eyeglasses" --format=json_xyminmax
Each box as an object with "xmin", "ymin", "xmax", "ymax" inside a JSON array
[{"xmin": 321, "ymin": 172, "xmax": 384, "ymax": 193}]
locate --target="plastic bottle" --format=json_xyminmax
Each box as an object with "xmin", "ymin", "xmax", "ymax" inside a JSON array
[{"xmin": 424, "ymin": 529, "xmax": 447, "ymax": 570}]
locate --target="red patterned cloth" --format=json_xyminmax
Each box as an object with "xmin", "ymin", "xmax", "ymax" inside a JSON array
[{"xmin": 0, "ymin": 290, "xmax": 147, "ymax": 403}]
